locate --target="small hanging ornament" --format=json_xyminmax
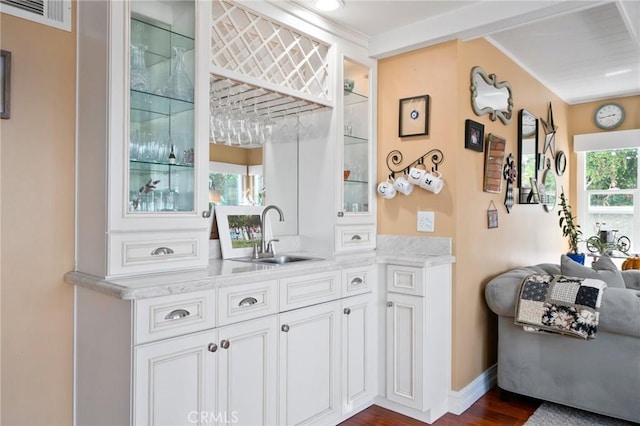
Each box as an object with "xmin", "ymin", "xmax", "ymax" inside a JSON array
[
  {"xmin": 487, "ymin": 200, "xmax": 499, "ymax": 229},
  {"xmin": 503, "ymin": 153, "xmax": 517, "ymax": 213}
]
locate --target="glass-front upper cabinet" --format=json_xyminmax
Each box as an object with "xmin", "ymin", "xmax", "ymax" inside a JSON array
[
  {"xmin": 341, "ymin": 59, "xmax": 372, "ymax": 221},
  {"xmin": 128, "ymin": 2, "xmax": 197, "ymax": 214}
]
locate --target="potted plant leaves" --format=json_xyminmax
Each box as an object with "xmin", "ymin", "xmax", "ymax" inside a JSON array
[{"xmin": 558, "ymin": 187, "xmax": 584, "ymax": 264}]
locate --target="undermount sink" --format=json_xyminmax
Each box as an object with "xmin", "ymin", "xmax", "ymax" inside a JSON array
[{"xmin": 234, "ymin": 255, "xmax": 322, "ymax": 265}]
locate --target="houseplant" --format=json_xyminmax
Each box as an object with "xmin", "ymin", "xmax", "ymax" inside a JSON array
[{"xmin": 558, "ymin": 187, "xmax": 585, "ymax": 264}]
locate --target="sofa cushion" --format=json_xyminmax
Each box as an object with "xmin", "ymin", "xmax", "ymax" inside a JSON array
[{"xmin": 561, "ymin": 254, "xmax": 626, "ymax": 289}]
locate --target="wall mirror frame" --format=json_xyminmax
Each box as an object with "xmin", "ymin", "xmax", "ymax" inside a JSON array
[
  {"xmin": 517, "ymin": 109, "xmax": 540, "ymax": 204},
  {"xmin": 470, "ymin": 66, "xmax": 513, "ymax": 125}
]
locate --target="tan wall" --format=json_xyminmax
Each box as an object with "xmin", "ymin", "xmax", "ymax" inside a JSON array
[
  {"xmin": 210, "ymin": 143, "xmax": 263, "ymax": 166},
  {"xmin": 378, "ymin": 38, "xmax": 568, "ymax": 390},
  {"xmin": 1, "ymin": 11, "xmax": 76, "ymax": 426}
]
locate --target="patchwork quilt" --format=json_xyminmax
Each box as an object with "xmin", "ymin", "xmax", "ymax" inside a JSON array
[{"xmin": 515, "ymin": 274, "xmax": 607, "ymax": 339}]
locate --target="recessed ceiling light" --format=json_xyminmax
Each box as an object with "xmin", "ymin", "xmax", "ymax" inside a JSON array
[
  {"xmin": 313, "ymin": 0, "xmax": 344, "ymax": 12},
  {"xmin": 605, "ymin": 69, "xmax": 631, "ymax": 77}
]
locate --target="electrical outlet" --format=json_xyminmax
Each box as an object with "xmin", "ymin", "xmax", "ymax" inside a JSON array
[{"xmin": 417, "ymin": 211, "xmax": 435, "ymax": 232}]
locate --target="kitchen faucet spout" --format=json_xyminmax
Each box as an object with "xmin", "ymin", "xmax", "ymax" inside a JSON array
[{"xmin": 261, "ymin": 205, "xmax": 285, "ymax": 255}]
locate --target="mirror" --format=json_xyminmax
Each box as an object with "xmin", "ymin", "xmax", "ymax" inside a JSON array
[
  {"xmin": 517, "ymin": 109, "xmax": 539, "ymax": 204},
  {"xmin": 209, "ymin": 114, "xmax": 301, "ymax": 238},
  {"xmin": 470, "ymin": 66, "xmax": 513, "ymax": 124},
  {"xmin": 539, "ymin": 167, "xmax": 557, "ymax": 212}
]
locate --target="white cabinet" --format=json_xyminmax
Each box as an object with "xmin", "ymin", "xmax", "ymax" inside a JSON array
[
  {"xmin": 341, "ymin": 293, "xmax": 376, "ymax": 415},
  {"xmin": 334, "ymin": 57, "xmax": 377, "ymax": 252},
  {"xmin": 217, "ymin": 316, "xmax": 278, "ymax": 426},
  {"xmin": 134, "ymin": 330, "xmax": 217, "ymax": 426},
  {"xmin": 383, "ymin": 263, "xmax": 452, "ymax": 423},
  {"xmin": 76, "ymin": 0, "xmax": 211, "ymax": 278},
  {"xmin": 279, "ymin": 301, "xmax": 342, "ymax": 426}
]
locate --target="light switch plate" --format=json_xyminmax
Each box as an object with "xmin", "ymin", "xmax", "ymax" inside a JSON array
[{"xmin": 417, "ymin": 211, "xmax": 435, "ymax": 232}]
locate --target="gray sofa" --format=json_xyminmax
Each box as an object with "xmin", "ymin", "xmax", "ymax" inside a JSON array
[{"xmin": 485, "ymin": 256, "xmax": 640, "ymax": 423}]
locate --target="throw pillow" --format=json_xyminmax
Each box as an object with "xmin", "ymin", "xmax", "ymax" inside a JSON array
[{"xmin": 560, "ymin": 254, "xmax": 626, "ymax": 289}]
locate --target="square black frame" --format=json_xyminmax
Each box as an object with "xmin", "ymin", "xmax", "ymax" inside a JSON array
[
  {"xmin": 399, "ymin": 95, "xmax": 429, "ymax": 137},
  {"xmin": 464, "ymin": 119, "xmax": 484, "ymax": 152}
]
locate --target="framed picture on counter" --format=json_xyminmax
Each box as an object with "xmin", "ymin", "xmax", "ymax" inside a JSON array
[{"xmin": 215, "ymin": 205, "xmax": 268, "ymax": 259}]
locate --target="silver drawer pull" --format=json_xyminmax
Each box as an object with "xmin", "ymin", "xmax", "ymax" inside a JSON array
[
  {"xmin": 239, "ymin": 297, "xmax": 258, "ymax": 307},
  {"xmin": 220, "ymin": 339, "xmax": 230, "ymax": 349},
  {"xmin": 387, "ymin": 301, "xmax": 393, "ymax": 307},
  {"xmin": 344, "ymin": 308, "xmax": 351, "ymax": 315},
  {"xmin": 350, "ymin": 277, "xmax": 363, "ymax": 286},
  {"xmin": 151, "ymin": 246, "xmax": 175, "ymax": 256},
  {"xmin": 351, "ymin": 234, "xmax": 362, "ymax": 241},
  {"xmin": 165, "ymin": 309, "xmax": 190, "ymax": 320},
  {"xmin": 208, "ymin": 343, "xmax": 218, "ymax": 353},
  {"xmin": 202, "ymin": 210, "xmax": 211, "ymax": 218},
  {"xmin": 281, "ymin": 324, "xmax": 290, "ymax": 333}
]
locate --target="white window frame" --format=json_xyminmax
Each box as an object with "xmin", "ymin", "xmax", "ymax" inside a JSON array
[{"xmin": 575, "ymin": 130, "xmax": 640, "ymax": 254}]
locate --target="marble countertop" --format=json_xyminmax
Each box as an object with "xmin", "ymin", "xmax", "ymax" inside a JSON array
[{"xmin": 65, "ymin": 235, "xmax": 455, "ymax": 300}]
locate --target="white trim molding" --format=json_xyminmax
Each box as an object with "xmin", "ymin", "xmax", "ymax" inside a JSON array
[{"xmin": 448, "ymin": 364, "xmax": 497, "ymax": 415}]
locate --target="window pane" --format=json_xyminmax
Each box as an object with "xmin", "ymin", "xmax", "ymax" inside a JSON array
[
  {"xmin": 585, "ymin": 148, "xmax": 637, "ymax": 190},
  {"xmin": 589, "ymin": 193, "xmax": 633, "ymax": 207},
  {"xmin": 584, "ymin": 212, "xmax": 634, "ymax": 251}
]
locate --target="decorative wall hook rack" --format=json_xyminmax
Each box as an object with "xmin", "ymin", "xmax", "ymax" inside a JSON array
[{"xmin": 385, "ymin": 149, "xmax": 444, "ymax": 178}]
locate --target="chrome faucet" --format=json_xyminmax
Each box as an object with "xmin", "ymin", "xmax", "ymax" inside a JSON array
[{"xmin": 260, "ymin": 205, "xmax": 285, "ymax": 257}]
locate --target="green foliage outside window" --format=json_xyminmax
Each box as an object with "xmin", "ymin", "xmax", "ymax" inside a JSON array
[{"xmin": 586, "ymin": 149, "xmax": 637, "ymax": 193}]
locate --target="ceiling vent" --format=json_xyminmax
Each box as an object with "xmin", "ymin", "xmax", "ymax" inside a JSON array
[{"xmin": 1, "ymin": 0, "xmax": 71, "ymax": 32}]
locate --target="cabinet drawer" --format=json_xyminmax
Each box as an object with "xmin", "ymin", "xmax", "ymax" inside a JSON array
[
  {"xmin": 134, "ymin": 289, "xmax": 215, "ymax": 344},
  {"xmin": 218, "ymin": 280, "xmax": 279, "ymax": 326},
  {"xmin": 342, "ymin": 266, "xmax": 374, "ymax": 297},
  {"xmin": 335, "ymin": 225, "xmax": 376, "ymax": 252},
  {"xmin": 386, "ymin": 265, "xmax": 424, "ymax": 296},
  {"xmin": 280, "ymin": 271, "xmax": 341, "ymax": 311},
  {"xmin": 108, "ymin": 231, "xmax": 208, "ymax": 277}
]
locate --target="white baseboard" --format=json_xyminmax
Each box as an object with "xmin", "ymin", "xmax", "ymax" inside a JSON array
[{"xmin": 447, "ymin": 364, "xmax": 497, "ymax": 415}]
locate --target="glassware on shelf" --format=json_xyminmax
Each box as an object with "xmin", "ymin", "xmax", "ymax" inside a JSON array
[
  {"xmin": 130, "ymin": 44, "xmax": 149, "ymax": 91},
  {"xmin": 163, "ymin": 47, "xmax": 193, "ymax": 101}
]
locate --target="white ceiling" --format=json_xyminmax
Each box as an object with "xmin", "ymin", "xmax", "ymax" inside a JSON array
[{"xmin": 286, "ymin": 0, "xmax": 640, "ymax": 104}]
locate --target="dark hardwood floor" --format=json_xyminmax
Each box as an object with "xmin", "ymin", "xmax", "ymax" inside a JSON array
[{"xmin": 340, "ymin": 387, "xmax": 541, "ymax": 426}]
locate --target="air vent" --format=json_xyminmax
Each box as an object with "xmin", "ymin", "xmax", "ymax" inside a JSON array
[{"xmin": 1, "ymin": 0, "xmax": 71, "ymax": 32}]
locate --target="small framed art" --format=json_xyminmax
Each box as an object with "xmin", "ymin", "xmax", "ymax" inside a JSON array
[
  {"xmin": 215, "ymin": 205, "xmax": 268, "ymax": 259},
  {"xmin": 487, "ymin": 201, "xmax": 499, "ymax": 229},
  {"xmin": 399, "ymin": 95, "xmax": 429, "ymax": 137},
  {"xmin": 1, "ymin": 50, "xmax": 11, "ymax": 119},
  {"xmin": 464, "ymin": 119, "xmax": 484, "ymax": 152}
]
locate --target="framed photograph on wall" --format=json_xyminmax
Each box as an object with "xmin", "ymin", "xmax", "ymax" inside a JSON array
[
  {"xmin": 487, "ymin": 200, "xmax": 499, "ymax": 229},
  {"xmin": 399, "ymin": 95, "xmax": 429, "ymax": 137},
  {"xmin": 1, "ymin": 50, "xmax": 11, "ymax": 119},
  {"xmin": 215, "ymin": 205, "xmax": 268, "ymax": 259},
  {"xmin": 464, "ymin": 119, "xmax": 484, "ymax": 152}
]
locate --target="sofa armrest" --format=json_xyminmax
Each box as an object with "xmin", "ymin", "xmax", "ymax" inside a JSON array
[
  {"xmin": 599, "ymin": 287, "xmax": 640, "ymax": 338},
  {"xmin": 622, "ymin": 270, "xmax": 640, "ymax": 291},
  {"xmin": 485, "ymin": 264, "xmax": 560, "ymax": 317}
]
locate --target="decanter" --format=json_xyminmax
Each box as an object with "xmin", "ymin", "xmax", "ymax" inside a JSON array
[
  {"xmin": 130, "ymin": 44, "xmax": 149, "ymax": 91},
  {"xmin": 163, "ymin": 47, "xmax": 193, "ymax": 101}
]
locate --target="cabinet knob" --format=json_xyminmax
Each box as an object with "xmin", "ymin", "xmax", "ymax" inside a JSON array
[
  {"xmin": 387, "ymin": 301, "xmax": 393, "ymax": 307},
  {"xmin": 208, "ymin": 343, "xmax": 218, "ymax": 353},
  {"xmin": 150, "ymin": 246, "xmax": 175, "ymax": 256},
  {"xmin": 202, "ymin": 210, "xmax": 211, "ymax": 218},
  {"xmin": 164, "ymin": 308, "xmax": 190, "ymax": 320},
  {"xmin": 281, "ymin": 324, "xmax": 290, "ymax": 333},
  {"xmin": 343, "ymin": 308, "xmax": 351, "ymax": 315},
  {"xmin": 239, "ymin": 297, "xmax": 258, "ymax": 307},
  {"xmin": 337, "ymin": 211, "xmax": 344, "ymax": 217},
  {"xmin": 220, "ymin": 339, "xmax": 230, "ymax": 349}
]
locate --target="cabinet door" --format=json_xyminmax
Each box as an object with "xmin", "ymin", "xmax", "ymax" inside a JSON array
[
  {"xmin": 217, "ymin": 316, "xmax": 278, "ymax": 426},
  {"xmin": 341, "ymin": 293, "xmax": 376, "ymax": 415},
  {"xmin": 386, "ymin": 292, "xmax": 425, "ymax": 411},
  {"xmin": 279, "ymin": 302, "xmax": 341, "ymax": 426},
  {"xmin": 338, "ymin": 57, "xmax": 375, "ymax": 225},
  {"xmin": 110, "ymin": 0, "xmax": 210, "ymax": 231},
  {"xmin": 134, "ymin": 330, "xmax": 217, "ymax": 426}
]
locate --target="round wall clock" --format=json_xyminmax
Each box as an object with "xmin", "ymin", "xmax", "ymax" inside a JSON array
[
  {"xmin": 521, "ymin": 112, "xmax": 537, "ymax": 137},
  {"xmin": 594, "ymin": 103, "xmax": 625, "ymax": 130}
]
